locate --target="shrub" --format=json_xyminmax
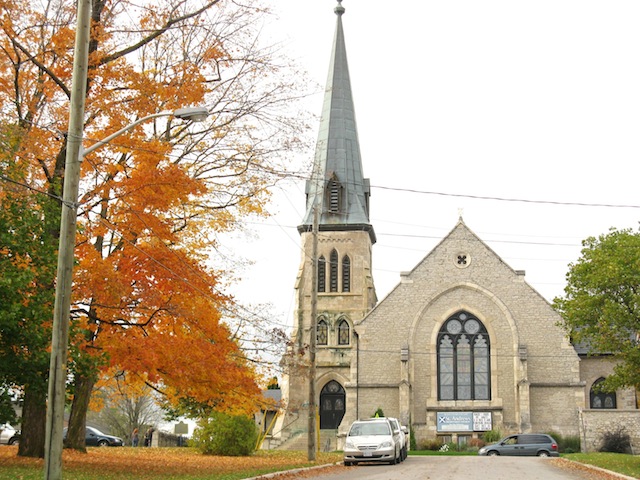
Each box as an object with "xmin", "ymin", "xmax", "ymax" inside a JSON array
[
  {"xmin": 481, "ymin": 429, "xmax": 501, "ymax": 443},
  {"xmin": 468, "ymin": 438, "xmax": 485, "ymax": 450},
  {"xmin": 547, "ymin": 431, "xmax": 581, "ymax": 453},
  {"xmin": 409, "ymin": 427, "xmax": 417, "ymax": 451},
  {"xmin": 419, "ymin": 439, "xmax": 444, "ymax": 451},
  {"xmin": 599, "ymin": 426, "xmax": 632, "ymax": 454},
  {"xmin": 192, "ymin": 412, "xmax": 258, "ymax": 456}
]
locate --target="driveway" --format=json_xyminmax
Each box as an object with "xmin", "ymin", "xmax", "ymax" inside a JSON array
[{"xmin": 265, "ymin": 456, "xmax": 623, "ymax": 480}]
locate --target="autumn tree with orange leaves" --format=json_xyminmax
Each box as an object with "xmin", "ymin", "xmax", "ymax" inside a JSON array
[{"xmin": 0, "ymin": 0, "xmax": 309, "ymax": 457}]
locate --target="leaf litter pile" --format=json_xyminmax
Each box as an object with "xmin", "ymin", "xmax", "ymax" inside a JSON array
[{"xmin": 0, "ymin": 447, "xmax": 343, "ymax": 479}]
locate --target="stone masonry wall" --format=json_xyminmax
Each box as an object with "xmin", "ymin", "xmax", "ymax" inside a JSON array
[
  {"xmin": 579, "ymin": 410, "xmax": 640, "ymax": 453},
  {"xmin": 354, "ymin": 221, "xmax": 583, "ymax": 445}
]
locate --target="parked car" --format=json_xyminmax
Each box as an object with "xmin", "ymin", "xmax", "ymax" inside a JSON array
[
  {"xmin": 387, "ymin": 417, "xmax": 408, "ymax": 461},
  {"xmin": 343, "ymin": 418, "xmax": 401, "ymax": 466},
  {"xmin": 0, "ymin": 424, "xmax": 20, "ymax": 445},
  {"xmin": 63, "ymin": 426, "xmax": 124, "ymax": 447},
  {"xmin": 478, "ymin": 433, "xmax": 559, "ymax": 457}
]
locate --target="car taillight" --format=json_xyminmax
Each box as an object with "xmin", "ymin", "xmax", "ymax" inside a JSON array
[{"xmin": 551, "ymin": 443, "xmax": 558, "ymax": 450}]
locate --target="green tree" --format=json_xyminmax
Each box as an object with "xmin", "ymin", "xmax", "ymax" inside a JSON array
[
  {"xmin": 0, "ymin": 133, "xmax": 59, "ymax": 457},
  {"xmin": 554, "ymin": 227, "xmax": 640, "ymax": 391},
  {"xmin": 192, "ymin": 411, "xmax": 258, "ymax": 456}
]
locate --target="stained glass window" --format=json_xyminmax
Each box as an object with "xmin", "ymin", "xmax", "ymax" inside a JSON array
[
  {"xmin": 437, "ymin": 311, "xmax": 491, "ymax": 401},
  {"xmin": 590, "ymin": 377, "xmax": 616, "ymax": 409},
  {"xmin": 317, "ymin": 319, "xmax": 328, "ymax": 345},
  {"xmin": 338, "ymin": 319, "xmax": 350, "ymax": 345}
]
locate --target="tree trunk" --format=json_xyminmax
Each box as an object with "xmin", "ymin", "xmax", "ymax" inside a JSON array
[
  {"xmin": 65, "ymin": 373, "xmax": 95, "ymax": 452},
  {"xmin": 17, "ymin": 385, "xmax": 46, "ymax": 458}
]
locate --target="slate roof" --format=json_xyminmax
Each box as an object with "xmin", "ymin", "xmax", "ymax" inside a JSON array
[{"xmin": 298, "ymin": 1, "xmax": 376, "ymax": 243}]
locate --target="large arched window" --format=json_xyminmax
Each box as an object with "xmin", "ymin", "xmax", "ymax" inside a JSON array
[
  {"xmin": 330, "ymin": 249, "xmax": 339, "ymax": 292},
  {"xmin": 338, "ymin": 319, "xmax": 350, "ymax": 345},
  {"xmin": 317, "ymin": 256, "xmax": 326, "ymax": 292},
  {"xmin": 342, "ymin": 255, "xmax": 351, "ymax": 293},
  {"xmin": 317, "ymin": 319, "xmax": 328, "ymax": 346},
  {"xmin": 437, "ymin": 311, "xmax": 490, "ymax": 401},
  {"xmin": 590, "ymin": 377, "xmax": 616, "ymax": 409}
]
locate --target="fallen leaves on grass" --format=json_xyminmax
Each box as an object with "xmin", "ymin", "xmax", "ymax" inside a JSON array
[
  {"xmin": 0, "ymin": 446, "xmax": 343, "ymax": 479},
  {"xmin": 553, "ymin": 458, "xmax": 627, "ymax": 480}
]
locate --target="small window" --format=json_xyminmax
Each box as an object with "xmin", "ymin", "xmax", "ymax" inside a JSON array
[
  {"xmin": 338, "ymin": 320, "xmax": 350, "ymax": 345},
  {"xmin": 458, "ymin": 435, "xmax": 470, "ymax": 447},
  {"xmin": 330, "ymin": 249, "xmax": 338, "ymax": 292},
  {"xmin": 590, "ymin": 377, "xmax": 616, "ymax": 409},
  {"xmin": 342, "ymin": 255, "xmax": 351, "ymax": 292},
  {"xmin": 318, "ymin": 256, "xmax": 326, "ymax": 292},
  {"xmin": 317, "ymin": 319, "xmax": 328, "ymax": 345}
]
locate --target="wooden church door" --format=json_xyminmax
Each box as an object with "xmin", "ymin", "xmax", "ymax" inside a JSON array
[{"xmin": 320, "ymin": 380, "xmax": 345, "ymax": 429}]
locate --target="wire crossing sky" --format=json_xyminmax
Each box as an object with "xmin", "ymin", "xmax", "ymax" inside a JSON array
[{"xmin": 225, "ymin": 0, "xmax": 640, "ymax": 331}]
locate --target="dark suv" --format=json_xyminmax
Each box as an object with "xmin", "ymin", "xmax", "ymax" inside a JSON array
[{"xmin": 478, "ymin": 433, "xmax": 559, "ymax": 457}]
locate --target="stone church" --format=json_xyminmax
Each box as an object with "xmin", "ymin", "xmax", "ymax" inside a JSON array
[{"xmin": 277, "ymin": 1, "xmax": 638, "ymax": 451}]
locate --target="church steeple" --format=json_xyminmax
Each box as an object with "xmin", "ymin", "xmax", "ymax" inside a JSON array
[{"xmin": 298, "ymin": 1, "xmax": 376, "ymax": 244}]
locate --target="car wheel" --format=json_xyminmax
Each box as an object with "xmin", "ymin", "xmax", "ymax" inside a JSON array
[
  {"xmin": 344, "ymin": 461, "xmax": 351, "ymax": 466},
  {"xmin": 487, "ymin": 450, "xmax": 499, "ymax": 456},
  {"xmin": 537, "ymin": 451, "xmax": 550, "ymax": 457},
  {"xmin": 97, "ymin": 440, "xmax": 109, "ymax": 447},
  {"xmin": 8, "ymin": 437, "xmax": 18, "ymax": 446}
]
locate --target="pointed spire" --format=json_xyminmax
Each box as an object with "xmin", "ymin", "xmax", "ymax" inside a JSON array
[{"xmin": 298, "ymin": 1, "xmax": 376, "ymax": 243}]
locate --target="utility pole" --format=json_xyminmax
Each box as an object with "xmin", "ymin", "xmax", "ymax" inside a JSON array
[
  {"xmin": 44, "ymin": 0, "xmax": 91, "ymax": 478},
  {"xmin": 307, "ymin": 206, "xmax": 318, "ymax": 461}
]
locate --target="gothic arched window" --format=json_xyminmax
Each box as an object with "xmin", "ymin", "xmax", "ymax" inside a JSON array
[
  {"xmin": 317, "ymin": 256, "xmax": 326, "ymax": 292},
  {"xmin": 317, "ymin": 319, "xmax": 328, "ymax": 346},
  {"xmin": 437, "ymin": 311, "xmax": 490, "ymax": 401},
  {"xmin": 338, "ymin": 319, "xmax": 350, "ymax": 345},
  {"xmin": 590, "ymin": 377, "xmax": 616, "ymax": 409},
  {"xmin": 342, "ymin": 255, "xmax": 351, "ymax": 293},
  {"xmin": 330, "ymin": 249, "xmax": 338, "ymax": 292}
]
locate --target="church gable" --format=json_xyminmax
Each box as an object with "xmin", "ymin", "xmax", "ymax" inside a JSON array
[
  {"xmin": 358, "ymin": 219, "xmax": 574, "ymax": 362},
  {"xmin": 362, "ymin": 218, "xmax": 557, "ymax": 325},
  {"xmin": 353, "ymin": 219, "xmax": 582, "ymax": 438}
]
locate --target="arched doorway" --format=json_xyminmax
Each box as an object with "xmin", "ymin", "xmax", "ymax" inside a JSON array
[{"xmin": 320, "ymin": 380, "xmax": 345, "ymax": 429}]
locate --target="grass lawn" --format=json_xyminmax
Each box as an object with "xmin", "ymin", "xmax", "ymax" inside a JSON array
[
  {"xmin": 0, "ymin": 446, "xmax": 343, "ymax": 480},
  {"xmin": 562, "ymin": 452, "xmax": 640, "ymax": 478}
]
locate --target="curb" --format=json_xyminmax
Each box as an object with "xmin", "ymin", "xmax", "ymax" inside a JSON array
[{"xmin": 243, "ymin": 462, "xmax": 342, "ymax": 480}]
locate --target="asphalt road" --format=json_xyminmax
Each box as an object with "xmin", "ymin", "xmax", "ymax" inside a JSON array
[{"xmin": 271, "ymin": 456, "xmax": 622, "ymax": 480}]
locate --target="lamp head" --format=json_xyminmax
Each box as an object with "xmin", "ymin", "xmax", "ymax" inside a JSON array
[{"xmin": 173, "ymin": 107, "xmax": 209, "ymax": 122}]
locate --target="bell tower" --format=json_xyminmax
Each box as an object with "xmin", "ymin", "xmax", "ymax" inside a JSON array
[{"xmin": 282, "ymin": 0, "xmax": 376, "ymax": 442}]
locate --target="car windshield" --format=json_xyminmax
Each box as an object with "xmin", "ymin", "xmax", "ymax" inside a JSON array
[{"xmin": 349, "ymin": 422, "xmax": 390, "ymax": 436}]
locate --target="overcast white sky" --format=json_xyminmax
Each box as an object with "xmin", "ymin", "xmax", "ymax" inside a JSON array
[{"xmin": 223, "ymin": 1, "xmax": 640, "ymax": 333}]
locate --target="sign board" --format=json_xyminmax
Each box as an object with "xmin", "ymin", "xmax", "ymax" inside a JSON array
[
  {"xmin": 472, "ymin": 412, "xmax": 492, "ymax": 431},
  {"xmin": 437, "ymin": 412, "xmax": 492, "ymax": 432},
  {"xmin": 174, "ymin": 421, "xmax": 189, "ymax": 435}
]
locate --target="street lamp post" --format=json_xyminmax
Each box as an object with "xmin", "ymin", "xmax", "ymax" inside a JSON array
[
  {"xmin": 81, "ymin": 107, "xmax": 209, "ymax": 156},
  {"xmin": 43, "ymin": 101, "xmax": 208, "ymax": 478}
]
